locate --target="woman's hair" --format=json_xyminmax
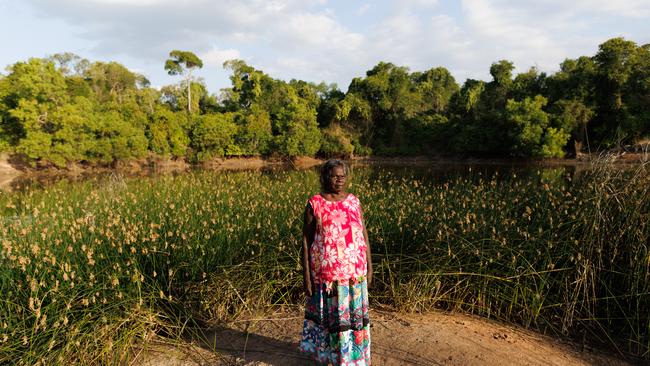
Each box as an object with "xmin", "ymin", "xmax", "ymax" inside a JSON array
[{"xmin": 319, "ymin": 158, "xmax": 349, "ymax": 191}]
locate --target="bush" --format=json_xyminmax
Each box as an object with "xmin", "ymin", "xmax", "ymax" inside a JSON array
[
  {"xmin": 319, "ymin": 124, "xmax": 354, "ymax": 157},
  {"xmin": 192, "ymin": 113, "xmax": 239, "ymax": 159}
]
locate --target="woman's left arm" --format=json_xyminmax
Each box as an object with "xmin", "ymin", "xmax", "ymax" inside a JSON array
[{"xmin": 360, "ymin": 206, "xmax": 372, "ymax": 288}]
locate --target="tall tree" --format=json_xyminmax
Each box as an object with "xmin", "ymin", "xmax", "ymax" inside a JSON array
[
  {"xmin": 164, "ymin": 50, "xmax": 203, "ymax": 113},
  {"xmin": 593, "ymin": 38, "xmax": 638, "ymax": 146}
]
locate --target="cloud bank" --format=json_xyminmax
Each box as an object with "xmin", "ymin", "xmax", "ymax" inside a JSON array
[{"xmin": 17, "ymin": 0, "xmax": 650, "ymax": 91}]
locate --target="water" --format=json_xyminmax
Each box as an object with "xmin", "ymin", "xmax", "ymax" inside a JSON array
[{"xmin": 1, "ymin": 160, "xmax": 599, "ymax": 194}]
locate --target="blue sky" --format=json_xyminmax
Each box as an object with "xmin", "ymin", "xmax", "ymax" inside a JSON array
[{"xmin": 1, "ymin": 0, "xmax": 649, "ymax": 93}]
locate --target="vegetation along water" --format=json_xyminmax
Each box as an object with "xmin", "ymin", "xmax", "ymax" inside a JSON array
[
  {"xmin": 0, "ymin": 159, "xmax": 647, "ymax": 364},
  {"xmin": 0, "ymin": 37, "xmax": 649, "ymax": 169}
]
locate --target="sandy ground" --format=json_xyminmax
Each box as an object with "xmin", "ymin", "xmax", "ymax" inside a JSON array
[
  {"xmin": 0, "ymin": 153, "xmax": 21, "ymax": 190},
  {"xmin": 132, "ymin": 309, "xmax": 632, "ymax": 366}
]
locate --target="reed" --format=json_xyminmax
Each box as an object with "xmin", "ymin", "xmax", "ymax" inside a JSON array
[{"xmin": 0, "ymin": 159, "xmax": 647, "ymax": 364}]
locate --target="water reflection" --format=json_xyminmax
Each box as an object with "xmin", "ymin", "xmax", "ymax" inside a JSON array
[{"xmin": 0, "ymin": 159, "xmax": 634, "ymax": 194}]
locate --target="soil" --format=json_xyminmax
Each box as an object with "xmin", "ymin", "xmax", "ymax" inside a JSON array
[
  {"xmin": 0, "ymin": 153, "xmax": 21, "ymax": 190},
  {"xmin": 132, "ymin": 309, "xmax": 633, "ymax": 366}
]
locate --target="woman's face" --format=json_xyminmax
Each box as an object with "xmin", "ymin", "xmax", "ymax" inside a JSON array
[{"xmin": 328, "ymin": 166, "xmax": 347, "ymax": 193}]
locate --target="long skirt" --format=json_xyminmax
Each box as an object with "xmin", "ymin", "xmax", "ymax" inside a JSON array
[{"xmin": 300, "ymin": 277, "xmax": 371, "ymax": 365}]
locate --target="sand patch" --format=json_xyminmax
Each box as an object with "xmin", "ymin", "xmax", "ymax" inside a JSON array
[{"xmin": 133, "ymin": 309, "xmax": 632, "ymax": 366}]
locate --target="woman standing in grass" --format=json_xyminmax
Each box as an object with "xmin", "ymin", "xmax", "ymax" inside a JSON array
[{"xmin": 300, "ymin": 159, "xmax": 372, "ymax": 365}]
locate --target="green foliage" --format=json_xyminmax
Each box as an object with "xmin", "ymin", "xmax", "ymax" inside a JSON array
[
  {"xmin": 551, "ymin": 99, "xmax": 594, "ymax": 134},
  {"xmin": 86, "ymin": 61, "xmax": 137, "ymax": 103},
  {"xmin": 191, "ymin": 112, "xmax": 238, "ymax": 160},
  {"xmin": 319, "ymin": 124, "xmax": 354, "ymax": 157},
  {"xmin": 541, "ymin": 127, "xmax": 570, "ymax": 158},
  {"xmin": 147, "ymin": 108, "xmax": 189, "ymax": 158},
  {"xmin": 235, "ymin": 105, "xmax": 272, "ymax": 155},
  {"xmin": 272, "ymin": 99, "xmax": 321, "ymax": 157},
  {"xmin": 591, "ymin": 38, "xmax": 649, "ymax": 146},
  {"xmin": 0, "ymin": 37, "xmax": 648, "ymax": 165},
  {"xmin": 490, "ymin": 60, "xmax": 515, "ymax": 86},
  {"xmin": 505, "ymin": 95, "xmax": 549, "ymax": 156},
  {"xmin": 161, "ymin": 80, "xmax": 207, "ymax": 113},
  {"xmin": 165, "ymin": 50, "xmax": 203, "ymax": 76},
  {"xmin": 221, "ymin": 60, "xmax": 322, "ymax": 157},
  {"xmin": 165, "ymin": 50, "xmax": 203, "ymax": 113},
  {"xmin": 413, "ymin": 67, "xmax": 459, "ymax": 113},
  {"xmin": 339, "ymin": 62, "xmax": 458, "ymax": 154}
]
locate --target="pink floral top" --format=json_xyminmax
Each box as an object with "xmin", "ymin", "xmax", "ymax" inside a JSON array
[{"xmin": 308, "ymin": 193, "xmax": 368, "ymax": 285}]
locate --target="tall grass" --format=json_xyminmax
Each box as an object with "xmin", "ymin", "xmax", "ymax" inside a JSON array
[{"xmin": 0, "ymin": 159, "xmax": 647, "ymax": 364}]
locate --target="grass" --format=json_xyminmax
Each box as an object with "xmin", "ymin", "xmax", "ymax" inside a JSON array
[{"xmin": 0, "ymin": 158, "xmax": 648, "ymax": 364}]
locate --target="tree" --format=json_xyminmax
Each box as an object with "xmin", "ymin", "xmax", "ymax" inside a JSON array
[
  {"xmin": 192, "ymin": 113, "xmax": 239, "ymax": 160},
  {"xmin": 319, "ymin": 124, "xmax": 354, "ymax": 157},
  {"xmin": 413, "ymin": 67, "xmax": 459, "ymax": 113},
  {"xmin": 592, "ymin": 38, "xmax": 639, "ymax": 146},
  {"xmin": 550, "ymin": 99, "xmax": 594, "ymax": 155},
  {"xmin": 235, "ymin": 105, "xmax": 272, "ymax": 155},
  {"xmin": 221, "ymin": 60, "xmax": 321, "ymax": 157},
  {"xmin": 48, "ymin": 52, "xmax": 89, "ymax": 76},
  {"xmin": 147, "ymin": 108, "xmax": 189, "ymax": 158},
  {"xmin": 164, "ymin": 50, "xmax": 203, "ymax": 113},
  {"xmin": 490, "ymin": 60, "xmax": 515, "ymax": 86},
  {"xmin": 85, "ymin": 61, "xmax": 137, "ymax": 103},
  {"xmin": 161, "ymin": 79, "xmax": 208, "ymax": 113},
  {"xmin": 505, "ymin": 95, "xmax": 551, "ymax": 157},
  {"xmin": 344, "ymin": 62, "xmax": 421, "ymax": 154},
  {"xmin": 1, "ymin": 58, "xmax": 69, "ymax": 166}
]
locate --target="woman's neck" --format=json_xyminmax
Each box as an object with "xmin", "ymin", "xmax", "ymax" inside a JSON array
[{"xmin": 321, "ymin": 191, "xmax": 348, "ymax": 202}]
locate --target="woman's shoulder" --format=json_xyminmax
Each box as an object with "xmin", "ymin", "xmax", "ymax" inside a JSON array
[
  {"xmin": 309, "ymin": 193, "xmax": 323, "ymax": 201},
  {"xmin": 346, "ymin": 192, "xmax": 362, "ymax": 204},
  {"xmin": 308, "ymin": 193, "xmax": 325, "ymax": 208},
  {"xmin": 347, "ymin": 192, "xmax": 360, "ymax": 199}
]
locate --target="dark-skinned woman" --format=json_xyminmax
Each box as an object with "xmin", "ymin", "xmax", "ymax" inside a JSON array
[{"xmin": 299, "ymin": 159, "xmax": 372, "ymax": 365}]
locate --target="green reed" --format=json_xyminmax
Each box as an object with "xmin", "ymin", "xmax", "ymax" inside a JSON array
[{"xmin": 0, "ymin": 159, "xmax": 648, "ymax": 364}]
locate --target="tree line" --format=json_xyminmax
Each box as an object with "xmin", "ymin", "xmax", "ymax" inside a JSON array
[{"xmin": 0, "ymin": 37, "xmax": 648, "ymax": 168}]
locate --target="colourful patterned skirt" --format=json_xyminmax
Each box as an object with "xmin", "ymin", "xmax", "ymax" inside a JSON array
[{"xmin": 300, "ymin": 277, "xmax": 371, "ymax": 365}]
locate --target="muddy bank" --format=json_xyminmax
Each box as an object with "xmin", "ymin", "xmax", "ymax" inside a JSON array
[{"xmin": 0, "ymin": 153, "xmax": 328, "ymax": 191}]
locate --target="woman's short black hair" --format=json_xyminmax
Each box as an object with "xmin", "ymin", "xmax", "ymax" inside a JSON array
[{"xmin": 320, "ymin": 158, "xmax": 349, "ymax": 191}]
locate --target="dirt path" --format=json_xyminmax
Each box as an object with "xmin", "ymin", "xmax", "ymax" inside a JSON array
[{"xmin": 133, "ymin": 309, "xmax": 631, "ymax": 366}]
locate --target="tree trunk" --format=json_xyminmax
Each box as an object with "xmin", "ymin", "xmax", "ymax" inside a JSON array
[
  {"xmin": 574, "ymin": 140, "xmax": 583, "ymax": 157},
  {"xmin": 187, "ymin": 76, "xmax": 191, "ymax": 113}
]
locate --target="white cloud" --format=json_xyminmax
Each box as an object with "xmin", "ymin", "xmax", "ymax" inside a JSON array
[
  {"xmin": 554, "ymin": 0, "xmax": 650, "ymax": 18},
  {"xmin": 278, "ymin": 12, "xmax": 364, "ymax": 51},
  {"xmin": 14, "ymin": 0, "xmax": 650, "ymax": 91},
  {"xmin": 88, "ymin": 0, "xmax": 169, "ymax": 5},
  {"xmin": 404, "ymin": 0, "xmax": 439, "ymax": 8},
  {"xmin": 201, "ymin": 47, "xmax": 241, "ymax": 67},
  {"xmin": 357, "ymin": 3, "xmax": 370, "ymax": 16}
]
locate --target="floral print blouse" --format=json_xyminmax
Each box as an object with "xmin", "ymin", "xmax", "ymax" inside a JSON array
[{"xmin": 308, "ymin": 193, "xmax": 368, "ymax": 284}]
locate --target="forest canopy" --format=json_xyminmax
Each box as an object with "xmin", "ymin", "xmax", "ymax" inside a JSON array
[{"xmin": 0, "ymin": 38, "xmax": 648, "ymax": 168}]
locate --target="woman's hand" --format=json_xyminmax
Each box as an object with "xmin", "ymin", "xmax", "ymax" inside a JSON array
[
  {"xmin": 367, "ymin": 270, "xmax": 372, "ymax": 289},
  {"xmin": 304, "ymin": 279, "xmax": 313, "ymax": 297}
]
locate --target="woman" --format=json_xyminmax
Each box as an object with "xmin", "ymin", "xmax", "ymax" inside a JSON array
[{"xmin": 300, "ymin": 159, "xmax": 372, "ymax": 365}]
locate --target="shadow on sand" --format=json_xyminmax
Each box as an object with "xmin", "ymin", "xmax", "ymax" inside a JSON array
[
  {"xmin": 195, "ymin": 325, "xmax": 309, "ymax": 365},
  {"xmin": 190, "ymin": 321, "xmax": 441, "ymax": 366}
]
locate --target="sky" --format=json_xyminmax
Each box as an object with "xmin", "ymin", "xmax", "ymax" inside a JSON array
[{"xmin": 1, "ymin": 0, "xmax": 649, "ymax": 93}]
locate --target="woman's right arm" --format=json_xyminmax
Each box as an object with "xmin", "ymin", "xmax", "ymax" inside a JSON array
[{"xmin": 302, "ymin": 202, "xmax": 316, "ymax": 297}]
